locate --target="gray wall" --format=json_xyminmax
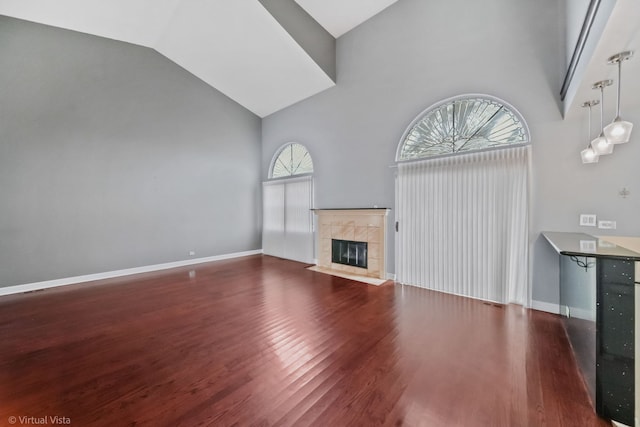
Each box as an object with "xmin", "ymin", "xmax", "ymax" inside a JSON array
[
  {"xmin": 0, "ymin": 17, "xmax": 262, "ymax": 287},
  {"xmin": 261, "ymin": 0, "xmax": 640, "ymax": 306}
]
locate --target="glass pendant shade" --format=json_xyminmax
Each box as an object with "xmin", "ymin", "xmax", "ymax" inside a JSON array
[
  {"xmin": 581, "ymin": 146, "xmax": 599, "ymax": 163},
  {"xmin": 604, "ymin": 51, "xmax": 634, "ymax": 144},
  {"xmin": 581, "ymin": 100, "xmax": 600, "ymax": 164},
  {"xmin": 603, "ymin": 118, "xmax": 633, "ymax": 144},
  {"xmin": 588, "ymin": 80, "xmax": 613, "ymax": 158},
  {"xmin": 591, "ymin": 133, "xmax": 614, "ymax": 154}
]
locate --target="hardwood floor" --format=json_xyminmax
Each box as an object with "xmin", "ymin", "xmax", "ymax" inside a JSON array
[{"xmin": 0, "ymin": 255, "xmax": 612, "ymax": 426}]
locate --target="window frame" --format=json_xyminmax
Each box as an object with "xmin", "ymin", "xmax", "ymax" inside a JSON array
[
  {"xmin": 268, "ymin": 142, "xmax": 314, "ymax": 180},
  {"xmin": 395, "ymin": 94, "xmax": 531, "ymax": 163}
]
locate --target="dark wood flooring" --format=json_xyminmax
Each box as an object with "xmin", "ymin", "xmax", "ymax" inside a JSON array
[{"xmin": 0, "ymin": 255, "xmax": 612, "ymax": 426}]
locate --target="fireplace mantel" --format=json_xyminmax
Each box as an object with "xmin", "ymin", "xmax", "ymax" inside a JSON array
[{"xmin": 313, "ymin": 208, "xmax": 389, "ymax": 281}]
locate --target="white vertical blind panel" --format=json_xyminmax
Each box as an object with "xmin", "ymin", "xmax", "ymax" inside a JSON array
[
  {"xmin": 262, "ymin": 176, "xmax": 314, "ymax": 263},
  {"xmin": 262, "ymin": 182, "xmax": 285, "ymax": 258},
  {"xmin": 396, "ymin": 146, "xmax": 529, "ymax": 305},
  {"xmin": 284, "ymin": 177, "xmax": 314, "ymax": 263}
]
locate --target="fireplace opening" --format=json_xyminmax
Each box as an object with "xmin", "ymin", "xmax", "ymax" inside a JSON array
[{"xmin": 332, "ymin": 239, "xmax": 367, "ymax": 269}]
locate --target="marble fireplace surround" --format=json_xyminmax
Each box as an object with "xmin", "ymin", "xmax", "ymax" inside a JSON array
[{"xmin": 312, "ymin": 209, "xmax": 390, "ymax": 281}]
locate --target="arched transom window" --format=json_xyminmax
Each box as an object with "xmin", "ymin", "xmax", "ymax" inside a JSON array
[
  {"xmin": 397, "ymin": 94, "xmax": 530, "ymax": 161},
  {"xmin": 270, "ymin": 143, "xmax": 314, "ymax": 178}
]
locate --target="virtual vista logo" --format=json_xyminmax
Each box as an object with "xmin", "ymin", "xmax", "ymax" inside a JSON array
[{"xmin": 8, "ymin": 415, "xmax": 71, "ymax": 425}]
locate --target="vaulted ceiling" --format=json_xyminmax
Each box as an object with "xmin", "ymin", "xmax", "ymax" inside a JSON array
[
  {"xmin": 0, "ymin": 0, "xmax": 637, "ymax": 120},
  {"xmin": 295, "ymin": 0, "xmax": 397, "ymax": 38},
  {"xmin": 0, "ymin": 0, "xmax": 398, "ymax": 117},
  {"xmin": 564, "ymin": 0, "xmax": 640, "ymax": 120}
]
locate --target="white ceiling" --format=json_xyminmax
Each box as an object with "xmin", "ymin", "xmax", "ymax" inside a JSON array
[
  {"xmin": 153, "ymin": 0, "xmax": 335, "ymax": 118},
  {"xmin": 0, "ymin": 0, "xmax": 181, "ymax": 47},
  {"xmin": 565, "ymin": 0, "xmax": 640, "ymax": 120},
  {"xmin": 0, "ymin": 0, "xmax": 397, "ymax": 117},
  {"xmin": 3, "ymin": 0, "xmax": 632, "ymax": 120},
  {"xmin": 295, "ymin": 0, "xmax": 398, "ymax": 38}
]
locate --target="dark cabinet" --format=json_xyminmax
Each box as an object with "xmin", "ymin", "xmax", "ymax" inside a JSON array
[
  {"xmin": 544, "ymin": 232, "xmax": 640, "ymax": 426},
  {"xmin": 596, "ymin": 258, "xmax": 635, "ymax": 425}
]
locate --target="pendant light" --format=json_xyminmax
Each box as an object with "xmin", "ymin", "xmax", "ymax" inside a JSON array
[
  {"xmin": 581, "ymin": 100, "xmax": 600, "ymax": 164},
  {"xmin": 590, "ymin": 80, "xmax": 614, "ymax": 155},
  {"xmin": 603, "ymin": 51, "xmax": 634, "ymax": 144}
]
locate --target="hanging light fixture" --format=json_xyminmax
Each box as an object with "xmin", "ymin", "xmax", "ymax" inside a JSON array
[
  {"xmin": 603, "ymin": 51, "xmax": 634, "ymax": 144},
  {"xmin": 590, "ymin": 80, "xmax": 614, "ymax": 155},
  {"xmin": 581, "ymin": 100, "xmax": 600, "ymax": 164}
]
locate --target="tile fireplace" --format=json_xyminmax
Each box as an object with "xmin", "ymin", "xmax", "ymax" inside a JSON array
[{"xmin": 313, "ymin": 209, "xmax": 389, "ymax": 280}]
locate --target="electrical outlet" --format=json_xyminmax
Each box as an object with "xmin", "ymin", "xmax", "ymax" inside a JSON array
[
  {"xmin": 189, "ymin": 250, "xmax": 196, "ymax": 256},
  {"xmin": 580, "ymin": 214, "xmax": 597, "ymax": 227},
  {"xmin": 598, "ymin": 220, "xmax": 616, "ymax": 230}
]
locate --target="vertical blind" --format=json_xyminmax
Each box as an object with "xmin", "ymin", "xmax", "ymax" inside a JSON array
[
  {"xmin": 263, "ymin": 176, "xmax": 314, "ymax": 264},
  {"xmin": 263, "ymin": 182, "xmax": 286, "ymax": 259},
  {"xmin": 396, "ymin": 146, "xmax": 529, "ymax": 305}
]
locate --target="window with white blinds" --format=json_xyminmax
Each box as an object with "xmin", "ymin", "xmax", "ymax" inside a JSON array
[
  {"xmin": 262, "ymin": 176, "xmax": 314, "ymax": 264},
  {"xmin": 396, "ymin": 145, "xmax": 530, "ymax": 305}
]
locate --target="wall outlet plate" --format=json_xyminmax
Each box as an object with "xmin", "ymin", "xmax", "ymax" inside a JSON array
[
  {"xmin": 598, "ymin": 220, "xmax": 617, "ymax": 229},
  {"xmin": 580, "ymin": 214, "xmax": 597, "ymax": 227}
]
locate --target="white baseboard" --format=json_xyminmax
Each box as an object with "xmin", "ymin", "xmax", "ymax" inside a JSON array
[
  {"xmin": 0, "ymin": 249, "xmax": 263, "ymax": 297},
  {"xmin": 567, "ymin": 307, "xmax": 596, "ymax": 321},
  {"xmin": 386, "ymin": 273, "xmax": 396, "ymax": 281},
  {"xmin": 531, "ymin": 300, "xmax": 560, "ymax": 314}
]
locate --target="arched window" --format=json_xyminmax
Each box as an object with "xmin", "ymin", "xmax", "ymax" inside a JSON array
[
  {"xmin": 396, "ymin": 94, "xmax": 530, "ymax": 161},
  {"xmin": 270, "ymin": 143, "xmax": 314, "ymax": 178},
  {"xmin": 394, "ymin": 94, "xmax": 531, "ymax": 305},
  {"xmin": 263, "ymin": 142, "xmax": 314, "ymax": 264}
]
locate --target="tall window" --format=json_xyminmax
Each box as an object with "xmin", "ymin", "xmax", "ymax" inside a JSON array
[
  {"xmin": 270, "ymin": 143, "xmax": 314, "ymax": 178},
  {"xmin": 263, "ymin": 143, "xmax": 314, "ymax": 263},
  {"xmin": 395, "ymin": 95, "xmax": 531, "ymax": 306}
]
